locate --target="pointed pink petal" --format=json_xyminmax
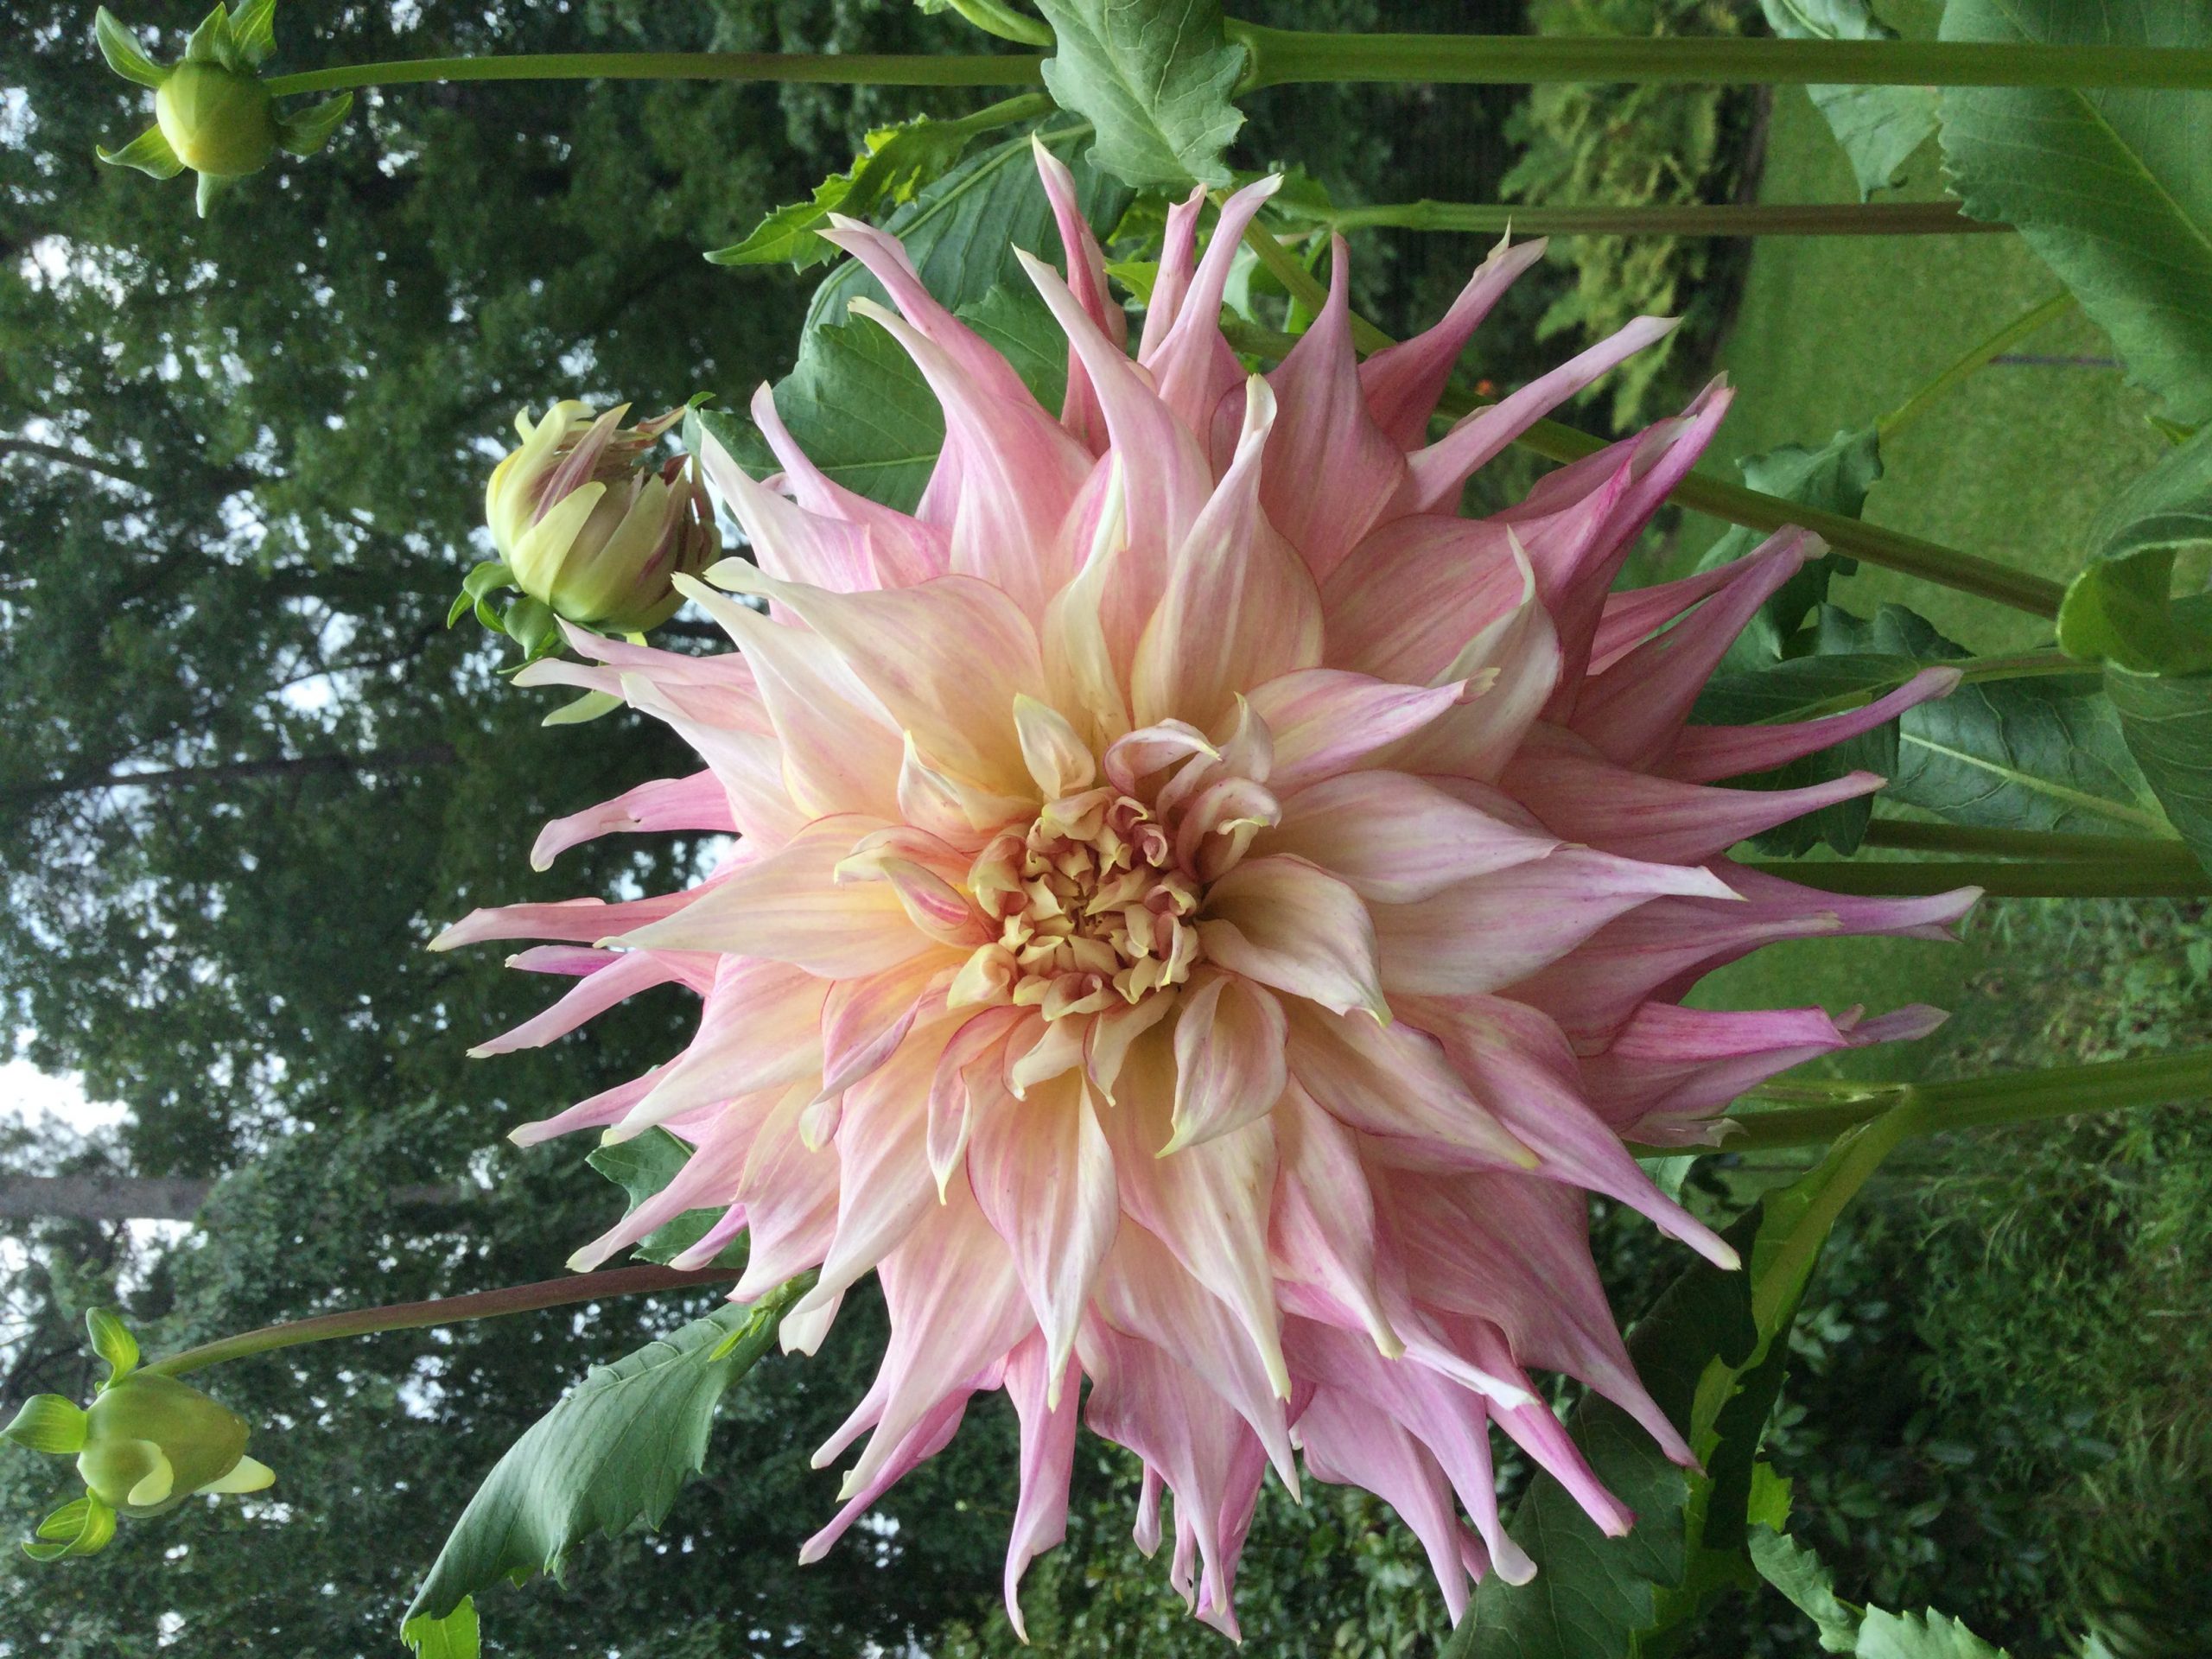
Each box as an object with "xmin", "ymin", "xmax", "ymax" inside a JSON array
[
  {"xmin": 1002, "ymin": 1333, "xmax": 1083, "ymax": 1641},
  {"xmin": 1198, "ymin": 855, "xmax": 1386, "ymax": 1020},
  {"xmin": 747, "ymin": 382, "xmax": 949, "ymax": 586},
  {"xmin": 429, "ymin": 891, "xmax": 696, "ymax": 952},
  {"xmin": 1587, "ymin": 559, "xmax": 1748, "ymax": 675},
  {"xmin": 1243, "ymin": 669, "xmax": 1464, "ymax": 793},
  {"xmin": 1136, "ymin": 187, "xmax": 1208, "ymax": 363},
  {"xmin": 529, "ymin": 771, "xmax": 734, "ymax": 871},
  {"xmin": 1662, "ymin": 666, "xmax": 1963, "ymax": 784},
  {"xmin": 468, "ymin": 950, "xmax": 696, "ymax": 1058},
  {"xmin": 1284, "ymin": 1002, "xmax": 1534, "ymax": 1172},
  {"xmin": 1299, "ymin": 1386, "xmax": 1478, "ymax": 1622},
  {"xmin": 1359, "ymin": 236, "xmax": 1549, "ymax": 449},
  {"xmin": 610, "ymin": 957, "xmax": 830, "ymax": 1139},
  {"xmin": 510, "ymin": 1064, "xmax": 667, "ymax": 1147},
  {"xmin": 1266, "ymin": 769, "xmax": 1559, "ymax": 903},
  {"xmin": 1146, "ymin": 175, "xmax": 1281, "ymax": 435},
  {"xmin": 1269, "ymin": 1081, "xmax": 1398, "ymax": 1353},
  {"xmin": 1167, "ymin": 969, "xmax": 1289, "ymax": 1151}
]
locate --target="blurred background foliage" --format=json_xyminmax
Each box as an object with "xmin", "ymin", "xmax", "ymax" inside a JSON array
[{"xmin": 0, "ymin": 0, "xmax": 2205, "ymax": 1654}]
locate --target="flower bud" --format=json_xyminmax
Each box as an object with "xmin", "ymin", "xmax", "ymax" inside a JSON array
[
  {"xmin": 485, "ymin": 402, "xmax": 721, "ymax": 634},
  {"xmin": 154, "ymin": 60, "xmax": 276, "ymax": 177}
]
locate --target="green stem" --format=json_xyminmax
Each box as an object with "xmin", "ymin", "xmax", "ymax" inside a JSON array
[
  {"xmin": 263, "ymin": 51, "xmax": 1045, "ymax": 99},
  {"xmin": 1720, "ymin": 1047, "xmax": 2212, "ymax": 1154},
  {"xmin": 1861, "ymin": 820, "xmax": 2196, "ymax": 861},
  {"xmin": 1751, "ymin": 1099, "xmax": 1929, "ymax": 1327},
  {"xmin": 1948, "ymin": 648, "xmax": 2096, "ymax": 685},
  {"xmin": 1232, "ymin": 23, "xmax": 2212, "ymax": 89},
  {"xmin": 1302, "ymin": 200, "xmax": 2006, "ymax": 238},
  {"xmin": 142, "ymin": 1264, "xmax": 741, "ymax": 1379},
  {"xmin": 945, "ymin": 0, "xmax": 1055, "ymax": 48},
  {"xmin": 1878, "ymin": 291, "xmax": 2077, "ymax": 442},
  {"xmin": 1736, "ymin": 856, "xmax": 2212, "ymax": 898},
  {"xmin": 1232, "ymin": 218, "xmax": 2069, "ymax": 620}
]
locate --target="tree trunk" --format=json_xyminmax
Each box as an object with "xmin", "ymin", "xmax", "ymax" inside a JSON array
[
  {"xmin": 6, "ymin": 743, "xmax": 459, "ymax": 803},
  {"xmin": 0, "ymin": 1174, "xmax": 467, "ymax": 1222}
]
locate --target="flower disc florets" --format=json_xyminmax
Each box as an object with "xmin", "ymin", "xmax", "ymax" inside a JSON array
[{"xmin": 439, "ymin": 150, "xmax": 1977, "ymax": 1637}]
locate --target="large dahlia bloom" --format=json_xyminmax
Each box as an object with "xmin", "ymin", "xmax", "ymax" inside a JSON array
[{"xmin": 436, "ymin": 149, "xmax": 1973, "ymax": 1634}]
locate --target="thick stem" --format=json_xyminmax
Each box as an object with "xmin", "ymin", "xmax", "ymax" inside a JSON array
[
  {"xmin": 1232, "ymin": 218, "xmax": 2069, "ymax": 619},
  {"xmin": 264, "ymin": 51, "xmax": 1044, "ymax": 99},
  {"xmin": 142, "ymin": 1264, "xmax": 741, "ymax": 1379},
  {"xmin": 1878, "ymin": 291, "xmax": 2077, "ymax": 442},
  {"xmin": 945, "ymin": 0, "xmax": 1056, "ymax": 48},
  {"xmin": 1232, "ymin": 24, "xmax": 2212, "ymax": 89},
  {"xmin": 1306, "ymin": 200, "xmax": 2005, "ymax": 238},
  {"xmin": 1735, "ymin": 857, "xmax": 2212, "ymax": 898},
  {"xmin": 1719, "ymin": 1047, "xmax": 2212, "ymax": 1154},
  {"xmin": 1861, "ymin": 821, "xmax": 2196, "ymax": 861}
]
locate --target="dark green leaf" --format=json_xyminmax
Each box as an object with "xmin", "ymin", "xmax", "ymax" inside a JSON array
[
  {"xmin": 275, "ymin": 92, "xmax": 353, "ymax": 160},
  {"xmin": 404, "ymin": 1283, "xmax": 804, "ymax": 1629},
  {"xmin": 1939, "ymin": 0, "xmax": 2212, "ymax": 423},
  {"xmin": 1033, "ymin": 0, "xmax": 1246, "ymax": 188},
  {"xmin": 2104, "ymin": 664, "xmax": 2212, "ymax": 874},
  {"xmin": 95, "ymin": 124, "xmax": 185, "ymax": 181},
  {"xmin": 2057, "ymin": 428, "xmax": 2212, "ymax": 675},
  {"xmin": 1759, "ymin": 0, "xmax": 1937, "ymax": 197},
  {"xmin": 586, "ymin": 1127, "xmax": 743, "ymax": 1268},
  {"xmin": 401, "ymin": 1597, "xmax": 480, "ymax": 1659},
  {"xmin": 804, "ymin": 122, "xmax": 1131, "ymax": 329},
  {"xmin": 1750, "ymin": 1527, "xmax": 1862, "ymax": 1652}
]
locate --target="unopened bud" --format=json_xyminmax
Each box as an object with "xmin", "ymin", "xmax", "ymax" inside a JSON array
[
  {"xmin": 482, "ymin": 401, "xmax": 721, "ymax": 635},
  {"xmin": 154, "ymin": 60, "xmax": 277, "ymax": 177}
]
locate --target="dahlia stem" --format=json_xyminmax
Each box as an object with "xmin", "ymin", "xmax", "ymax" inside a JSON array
[
  {"xmin": 1231, "ymin": 25, "xmax": 2212, "ymax": 89},
  {"xmin": 1877, "ymin": 290, "xmax": 2077, "ymax": 442},
  {"xmin": 262, "ymin": 52, "xmax": 1044, "ymax": 98},
  {"xmin": 141, "ymin": 1264, "xmax": 744, "ymax": 1379},
  {"xmin": 1719, "ymin": 1047, "xmax": 2212, "ymax": 1155},
  {"xmin": 944, "ymin": 0, "xmax": 1055, "ymax": 48},
  {"xmin": 1861, "ymin": 821, "xmax": 2194, "ymax": 860},
  {"xmin": 1233, "ymin": 217, "xmax": 2069, "ymax": 620},
  {"xmin": 1735, "ymin": 857, "xmax": 2212, "ymax": 898},
  {"xmin": 1749, "ymin": 1097, "xmax": 1929, "ymax": 1326},
  {"xmin": 1295, "ymin": 200, "xmax": 2006, "ymax": 238}
]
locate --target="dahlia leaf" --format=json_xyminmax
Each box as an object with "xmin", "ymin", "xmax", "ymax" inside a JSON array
[
  {"xmin": 1454, "ymin": 1126, "xmax": 1907, "ymax": 1658},
  {"xmin": 1759, "ymin": 0, "xmax": 1937, "ymax": 198},
  {"xmin": 400, "ymin": 1596, "xmax": 480, "ymax": 1659},
  {"xmin": 2102, "ymin": 666, "xmax": 2212, "ymax": 875},
  {"xmin": 1939, "ymin": 0, "xmax": 2212, "ymax": 423},
  {"xmin": 805, "ymin": 121, "xmax": 1129, "ymax": 328},
  {"xmin": 1855, "ymin": 1608, "xmax": 2013, "ymax": 1658},
  {"xmin": 404, "ymin": 1281, "xmax": 804, "ymax": 1633},
  {"xmin": 1816, "ymin": 605, "xmax": 2172, "ymax": 838},
  {"xmin": 1703, "ymin": 427, "xmax": 1879, "ymax": 675},
  {"xmin": 2057, "ymin": 428, "xmax": 2212, "ymax": 677},
  {"xmin": 1033, "ymin": 0, "xmax": 1245, "ymax": 188},
  {"xmin": 586, "ymin": 1127, "xmax": 746, "ymax": 1267},
  {"xmin": 1750, "ymin": 1526, "xmax": 1862, "ymax": 1652}
]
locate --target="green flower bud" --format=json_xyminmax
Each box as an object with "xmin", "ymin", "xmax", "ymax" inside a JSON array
[
  {"xmin": 154, "ymin": 60, "xmax": 277, "ymax": 177},
  {"xmin": 481, "ymin": 402, "xmax": 721, "ymax": 635},
  {"xmin": 74, "ymin": 1373, "xmax": 270, "ymax": 1517}
]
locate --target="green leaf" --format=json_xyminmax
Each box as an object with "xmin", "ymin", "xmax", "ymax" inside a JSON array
[
  {"xmin": 1760, "ymin": 0, "xmax": 1938, "ymax": 197},
  {"xmin": 542, "ymin": 689, "xmax": 624, "ymax": 727},
  {"xmin": 804, "ymin": 121, "xmax": 1132, "ymax": 330},
  {"xmin": 276, "ymin": 92, "xmax": 353, "ymax": 159},
  {"xmin": 2, "ymin": 1395, "xmax": 88, "ymax": 1455},
  {"xmin": 22, "ymin": 1495, "xmax": 116, "ymax": 1561},
  {"xmin": 182, "ymin": 3, "xmax": 233, "ymax": 67},
  {"xmin": 227, "ymin": 0, "xmax": 276, "ymax": 66},
  {"xmin": 2058, "ymin": 428, "xmax": 2212, "ymax": 675},
  {"xmin": 2103, "ymin": 664, "xmax": 2212, "ymax": 874},
  {"xmin": 402, "ymin": 1597, "xmax": 480, "ymax": 1659},
  {"xmin": 1856, "ymin": 1608, "xmax": 2012, "ymax": 1659},
  {"xmin": 1447, "ymin": 1138, "xmax": 1866, "ymax": 1659},
  {"xmin": 1939, "ymin": 0, "xmax": 2212, "ymax": 423},
  {"xmin": 699, "ymin": 283, "xmax": 1071, "ymax": 514},
  {"xmin": 1816, "ymin": 605, "xmax": 2173, "ymax": 837},
  {"xmin": 86, "ymin": 1308, "xmax": 137, "ymax": 1387},
  {"xmin": 404, "ymin": 1282, "xmax": 804, "ymax": 1630},
  {"xmin": 1751, "ymin": 1527, "xmax": 1863, "ymax": 1652},
  {"xmin": 93, "ymin": 9, "xmax": 168, "ymax": 88},
  {"xmin": 95, "ymin": 125, "xmax": 185, "ymax": 181},
  {"xmin": 709, "ymin": 104, "xmax": 1044, "ymax": 272},
  {"xmin": 585, "ymin": 1128, "xmax": 744, "ymax": 1267},
  {"xmin": 1033, "ymin": 0, "xmax": 1246, "ymax": 188}
]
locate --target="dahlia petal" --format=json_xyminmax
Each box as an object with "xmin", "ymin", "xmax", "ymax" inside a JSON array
[
  {"xmin": 1147, "ymin": 174, "xmax": 1281, "ymax": 435},
  {"xmin": 1492, "ymin": 1387, "xmax": 1637, "ymax": 1536},
  {"xmin": 1266, "ymin": 770, "xmax": 1559, "ymax": 903},
  {"xmin": 800, "ymin": 1389, "xmax": 973, "ymax": 1566},
  {"xmin": 1013, "ymin": 692, "xmax": 1097, "ymax": 799},
  {"xmin": 732, "ymin": 1084, "xmax": 842, "ymax": 1300},
  {"xmin": 1299, "ymin": 1386, "xmax": 1478, "ymax": 1622},
  {"xmin": 569, "ymin": 1099, "xmax": 761, "ymax": 1271},
  {"xmin": 698, "ymin": 428, "xmax": 878, "ymax": 595},
  {"xmin": 818, "ymin": 956, "xmax": 950, "ymax": 1101},
  {"xmin": 612, "ymin": 815, "xmax": 929, "ymax": 978},
  {"xmin": 1032, "ymin": 138, "xmax": 1125, "ymax": 444},
  {"xmin": 1399, "ymin": 315, "xmax": 1681, "ymax": 515},
  {"xmin": 1504, "ymin": 737, "xmax": 1889, "ymax": 865},
  {"xmin": 701, "ymin": 567, "xmax": 1045, "ymax": 801},
  {"xmin": 1042, "ymin": 459, "xmax": 1137, "ymax": 745},
  {"xmin": 844, "ymin": 296, "xmax": 1091, "ymax": 618},
  {"xmin": 603, "ymin": 956, "xmax": 829, "ymax": 1141},
  {"xmin": 1358, "ymin": 234, "xmax": 1549, "ymax": 449},
  {"xmin": 1661, "ymin": 665, "xmax": 1964, "ymax": 785},
  {"xmin": 1270, "ymin": 1081, "xmax": 1400, "ymax": 1355},
  {"xmin": 1587, "ymin": 559, "xmax": 1749, "ymax": 675},
  {"xmin": 1370, "ymin": 848, "xmax": 1739, "ymax": 996},
  {"xmin": 748, "ymin": 382, "xmax": 949, "ymax": 586},
  {"xmin": 1262, "ymin": 241, "xmax": 1409, "ymax": 582},
  {"xmin": 1284, "ymin": 1003, "xmax": 1536, "ymax": 1172},
  {"xmin": 1083, "ymin": 990, "xmax": 1175, "ymax": 1103},
  {"xmin": 672, "ymin": 576, "xmax": 905, "ymax": 821},
  {"xmin": 1567, "ymin": 530, "xmax": 1815, "ymax": 760},
  {"xmin": 608, "ymin": 673, "xmax": 814, "ymax": 849},
  {"xmin": 429, "ymin": 892, "xmax": 695, "ymax": 952},
  {"xmin": 509, "ymin": 1064, "xmax": 667, "ymax": 1147},
  {"xmin": 468, "ymin": 949, "xmax": 693, "ymax": 1058},
  {"xmin": 1244, "ymin": 669, "xmax": 1464, "ymax": 793},
  {"xmin": 1167, "ymin": 969, "xmax": 1289, "ymax": 1152},
  {"xmin": 1137, "ymin": 186, "xmax": 1207, "ymax": 362},
  {"xmin": 970, "ymin": 1072, "xmax": 1118, "ymax": 1389},
  {"xmin": 820, "ymin": 216, "xmax": 1039, "ymax": 408},
  {"xmin": 529, "ymin": 770, "xmax": 734, "ymax": 871},
  {"xmin": 1321, "ymin": 515, "xmax": 1526, "ymax": 687},
  {"xmin": 1132, "ymin": 378, "xmax": 1325, "ymax": 732},
  {"xmin": 1003, "ymin": 1333, "xmax": 1083, "ymax": 1642},
  {"xmin": 1197, "ymin": 855, "xmax": 1385, "ymax": 1020},
  {"xmin": 927, "ymin": 1005, "xmax": 1021, "ymax": 1195}
]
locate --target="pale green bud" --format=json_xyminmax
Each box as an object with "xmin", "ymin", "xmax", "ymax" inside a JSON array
[{"xmin": 154, "ymin": 60, "xmax": 277, "ymax": 177}]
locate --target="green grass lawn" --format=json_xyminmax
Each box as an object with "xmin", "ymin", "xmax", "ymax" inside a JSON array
[{"xmin": 1673, "ymin": 85, "xmax": 2171, "ymax": 1077}]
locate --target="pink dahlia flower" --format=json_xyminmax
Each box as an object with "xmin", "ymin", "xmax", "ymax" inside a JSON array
[{"xmin": 435, "ymin": 148, "xmax": 1974, "ymax": 1635}]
